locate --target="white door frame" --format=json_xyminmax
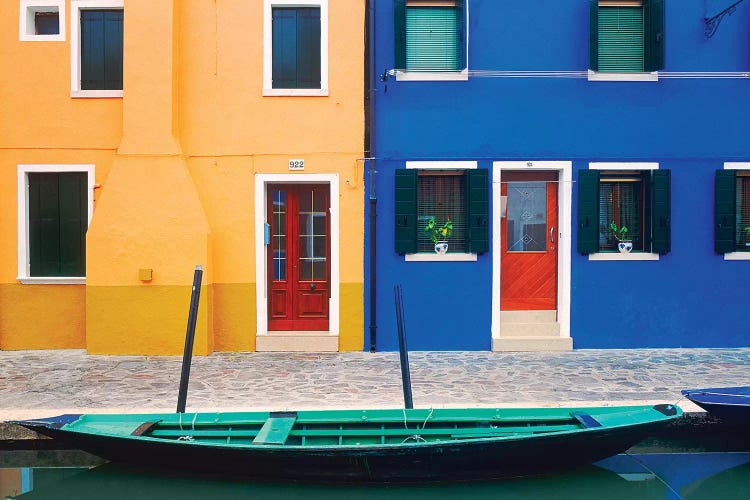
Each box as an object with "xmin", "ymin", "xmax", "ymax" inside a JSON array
[
  {"xmin": 254, "ymin": 174, "xmax": 340, "ymax": 338},
  {"xmin": 491, "ymin": 161, "xmax": 572, "ymax": 340}
]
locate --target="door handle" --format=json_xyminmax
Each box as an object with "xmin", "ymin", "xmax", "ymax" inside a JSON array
[
  {"xmin": 550, "ymin": 227, "xmax": 555, "ymax": 244},
  {"xmin": 309, "ymin": 283, "xmax": 316, "ymax": 290}
]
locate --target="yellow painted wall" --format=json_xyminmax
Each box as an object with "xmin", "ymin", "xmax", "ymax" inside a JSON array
[{"xmin": 0, "ymin": 0, "xmax": 364, "ymax": 354}]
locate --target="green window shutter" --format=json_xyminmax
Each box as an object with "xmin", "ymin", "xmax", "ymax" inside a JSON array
[
  {"xmin": 405, "ymin": 7, "xmax": 459, "ymax": 71},
  {"xmin": 578, "ymin": 169, "xmax": 600, "ymax": 254},
  {"xmin": 394, "ymin": 0, "xmax": 407, "ymax": 70},
  {"xmin": 81, "ymin": 10, "xmax": 123, "ymax": 90},
  {"xmin": 589, "ymin": 0, "xmax": 599, "ymax": 71},
  {"xmin": 28, "ymin": 173, "xmax": 87, "ymax": 277},
  {"xmin": 643, "ymin": 0, "xmax": 665, "ymax": 72},
  {"xmin": 715, "ymin": 169, "xmax": 737, "ymax": 254},
  {"xmin": 650, "ymin": 169, "xmax": 671, "ymax": 254},
  {"xmin": 455, "ymin": 0, "xmax": 466, "ymax": 70},
  {"xmin": 466, "ymin": 169, "xmax": 489, "ymax": 254},
  {"xmin": 395, "ymin": 169, "xmax": 417, "ymax": 254},
  {"xmin": 272, "ymin": 9, "xmax": 299, "ymax": 89},
  {"xmin": 597, "ymin": 6, "xmax": 644, "ymax": 73},
  {"xmin": 58, "ymin": 173, "xmax": 87, "ymax": 276},
  {"xmin": 296, "ymin": 8, "xmax": 321, "ymax": 89}
]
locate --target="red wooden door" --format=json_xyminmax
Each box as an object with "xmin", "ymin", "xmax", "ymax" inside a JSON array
[
  {"xmin": 500, "ymin": 172, "xmax": 558, "ymax": 311},
  {"xmin": 268, "ymin": 184, "xmax": 330, "ymax": 331}
]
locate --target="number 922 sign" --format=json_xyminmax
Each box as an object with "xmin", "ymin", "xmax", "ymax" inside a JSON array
[{"xmin": 288, "ymin": 159, "xmax": 305, "ymax": 170}]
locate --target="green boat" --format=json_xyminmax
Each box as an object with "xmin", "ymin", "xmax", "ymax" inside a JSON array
[{"xmin": 14, "ymin": 404, "xmax": 681, "ymax": 482}]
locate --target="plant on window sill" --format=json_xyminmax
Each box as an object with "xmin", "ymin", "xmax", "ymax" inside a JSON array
[
  {"xmin": 609, "ymin": 221, "xmax": 632, "ymax": 254},
  {"xmin": 425, "ymin": 216, "xmax": 453, "ymax": 254},
  {"xmin": 743, "ymin": 226, "xmax": 750, "ymax": 248}
]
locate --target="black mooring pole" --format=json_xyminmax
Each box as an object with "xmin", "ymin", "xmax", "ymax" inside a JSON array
[
  {"xmin": 394, "ymin": 285, "xmax": 414, "ymax": 409},
  {"xmin": 177, "ymin": 265, "xmax": 203, "ymax": 413}
]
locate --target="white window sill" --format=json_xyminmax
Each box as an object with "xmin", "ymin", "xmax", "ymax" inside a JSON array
[
  {"xmin": 18, "ymin": 277, "xmax": 86, "ymax": 284},
  {"xmin": 263, "ymin": 88, "xmax": 328, "ymax": 97},
  {"xmin": 587, "ymin": 70, "xmax": 658, "ymax": 82},
  {"xmin": 588, "ymin": 252, "xmax": 659, "ymax": 261},
  {"xmin": 396, "ymin": 69, "xmax": 469, "ymax": 82},
  {"xmin": 20, "ymin": 34, "xmax": 65, "ymax": 42},
  {"xmin": 71, "ymin": 89, "xmax": 123, "ymax": 98},
  {"xmin": 724, "ymin": 252, "xmax": 750, "ymax": 261},
  {"xmin": 405, "ymin": 253, "xmax": 477, "ymax": 262}
]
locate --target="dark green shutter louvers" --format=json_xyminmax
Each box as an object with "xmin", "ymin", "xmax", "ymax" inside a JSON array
[
  {"xmin": 650, "ymin": 169, "xmax": 671, "ymax": 255},
  {"xmin": 466, "ymin": 169, "xmax": 489, "ymax": 254},
  {"xmin": 406, "ymin": 6, "xmax": 459, "ymax": 71},
  {"xmin": 395, "ymin": 169, "xmax": 418, "ymax": 254},
  {"xmin": 597, "ymin": 6, "xmax": 644, "ymax": 73},
  {"xmin": 715, "ymin": 169, "xmax": 737, "ymax": 254},
  {"xmin": 578, "ymin": 169, "xmax": 600, "ymax": 254},
  {"xmin": 394, "ymin": 0, "xmax": 407, "ymax": 70},
  {"xmin": 81, "ymin": 10, "xmax": 123, "ymax": 90},
  {"xmin": 455, "ymin": 0, "xmax": 466, "ymax": 70},
  {"xmin": 589, "ymin": 0, "xmax": 599, "ymax": 71},
  {"xmin": 643, "ymin": 0, "xmax": 665, "ymax": 72}
]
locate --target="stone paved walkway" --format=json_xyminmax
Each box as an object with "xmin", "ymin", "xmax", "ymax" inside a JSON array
[{"xmin": 1, "ymin": 348, "xmax": 750, "ymax": 420}]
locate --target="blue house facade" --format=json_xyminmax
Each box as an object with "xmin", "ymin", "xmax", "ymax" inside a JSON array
[{"xmin": 365, "ymin": 0, "xmax": 750, "ymax": 351}]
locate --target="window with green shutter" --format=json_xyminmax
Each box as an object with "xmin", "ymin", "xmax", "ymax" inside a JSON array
[
  {"xmin": 81, "ymin": 10, "xmax": 123, "ymax": 90},
  {"xmin": 272, "ymin": 7, "xmax": 321, "ymax": 89},
  {"xmin": 578, "ymin": 168, "xmax": 670, "ymax": 255},
  {"xmin": 395, "ymin": 0, "xmax": 466, "ymax": 72},
  {"xmin": 589, "ymin": 0, "xmax": 664, "ymax": 73},
  {"xmin": 28, "ymin": 172, "xmax": 88, "ymax": 277},
  {"xmin": 715, "ymin": 170, "xmax": 750, "ymax": 253},
  {"xmin": 394, "ymin": 168, "xmax": 488, "ymax": 255}
]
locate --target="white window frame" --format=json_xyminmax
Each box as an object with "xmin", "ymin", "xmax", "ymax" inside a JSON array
[
  {"xmin": 254, "ymin": 173, "xmax": 340, "ymax": 340},
  {"xmin": 492, "ymin": 161, "xmax": 573, "ymax": 342},
  {"xmin": 723, "ymin": 163, "xmax": 750, "ymax": 261},
  {"xmin": 70, "ymin": 0, "xmax": 124, "ymax": 98},
  {"xmin": 17, "ymin": 164, "xmax": 96, "ymax": 284},
  {"xmin": 19, "ymin": 0, "xmax": 65, "ymax": 42},
  {"xmin": 263, "ymin": 0, "xmax": 329, "ymax": 97},
  {"xmin": 396, "ymin": 1, "xmax": 469, "ymax": 82},
  {"xmin": 587, "ymin": 162, "xmax": 660, "ymax": 261},
  {"xmin": 403, "ymin": 161, "xmax": 478, "ymax": 262}
]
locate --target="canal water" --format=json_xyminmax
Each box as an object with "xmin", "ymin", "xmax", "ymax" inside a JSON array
[{"xmin": 2, "ymin": 433, "xmax": 750, "ymax": 499}]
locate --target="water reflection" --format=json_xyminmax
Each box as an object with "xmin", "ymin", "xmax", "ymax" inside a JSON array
[{"xmin": 3, "ymin": 452, "xmax": 750, "ymax": 500}]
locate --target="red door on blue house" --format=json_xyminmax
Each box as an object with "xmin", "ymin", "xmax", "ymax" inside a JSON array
[
  {"xmin": 267, "ymin": 184, "xmax": 330, "ymax": 331},
  {"xmin": 500, "ymin": 172, "xmax": 558, "ymax": 310}
]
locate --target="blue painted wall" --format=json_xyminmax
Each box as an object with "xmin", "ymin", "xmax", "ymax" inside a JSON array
[{"xmin": 367, "ymin": 0, "xmax": 750, "ymax": 350}]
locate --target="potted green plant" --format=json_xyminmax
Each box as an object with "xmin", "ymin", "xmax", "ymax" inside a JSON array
[
  {"xmin": 425, "ymin": 216, "xmax": 453, "ymax": 254},
  {"xmin": 609, "ymin": 221, "xmax": 632, "ymax": 253},
  {"xmin": 744, "ymin": 226, "xmax": 750, "ymax": 247}
]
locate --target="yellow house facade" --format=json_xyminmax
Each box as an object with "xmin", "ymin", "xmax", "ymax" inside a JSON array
[{"xmin": 0, "ymin": 0, "xmax": 364, "ymax": 354}]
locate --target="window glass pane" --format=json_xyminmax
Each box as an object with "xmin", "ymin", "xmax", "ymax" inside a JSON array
[
  {"xmin": 298, "ymin": 188, "xmax": 327, "ymax": 281},
  {"xmin": 599, "ymin": 178, "xmax": 643, "ymax": 251},
  {"xmin": 406, "ymin": 7, "xmax": 458, "ymax": 71},
  {"xmin": 272, "ymin": 190, "xmax": 286, "ymax": 281},
  {"xmin": 598, "ymin": 7, "xmax": 644, "ymax": 72},
  {"xmin": 417, "ymin": 174, "xmax": 465, "ymax": 252},
  {"xmin": 35, "ymin": 12, "xmax": 59, "ymax": 35},
  {"xmin": 506, "ymin": 182, "xmax": 546, "ymax": 252},
  {"xmin": 736, "ymin": 176, "xmax": 750, "ymax": 250}
]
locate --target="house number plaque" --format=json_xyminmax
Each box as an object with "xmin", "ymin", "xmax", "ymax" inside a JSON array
[{"xmin": 288, "ymin": 159, "xmax": 305, "ymax": 170}]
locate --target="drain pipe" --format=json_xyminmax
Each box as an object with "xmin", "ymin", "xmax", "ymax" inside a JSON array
[{"xmin": 365, "ymin": 0, "xmax": 378, "ymax": 352}]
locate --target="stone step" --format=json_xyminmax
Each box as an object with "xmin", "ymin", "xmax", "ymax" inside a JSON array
[
  {"xmin": 499, "ymin": 321, "xmax": 561, "ymax": 338},
  {"xmin": 500, "ymin": 310, "xmax": 557, "ymax": 323},
  {"xmin": 492, "ymin": 336, "xmax": 573, "ymax": 352}
]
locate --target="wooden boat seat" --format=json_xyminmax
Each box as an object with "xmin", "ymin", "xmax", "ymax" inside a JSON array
[
  {"xmin": 252, "ymin": 412, "xmax": 298, "ymax": 445},
  {"xmin": 569, "ymin": 411, "xmax": 602, "ymax": 429}
]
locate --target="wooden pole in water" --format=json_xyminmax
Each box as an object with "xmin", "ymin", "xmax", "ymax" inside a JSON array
[
  {"xmin": 394, "ymin": 285, "xmax": 414, "ymax": 409},
  {"xmin": 177, "ymin": 265, "xmax": 203, "ymax": 413}
]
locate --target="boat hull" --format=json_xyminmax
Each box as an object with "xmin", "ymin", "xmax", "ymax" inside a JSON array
[
  {"xmin": 14, "ymin": 406, "xmax": 681, "ymax": 483},
  {"xmin": 682, "ymin": 386, "xmax": 750, "ymax": 422}
]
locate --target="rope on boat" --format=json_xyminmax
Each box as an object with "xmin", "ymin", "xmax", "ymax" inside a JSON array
[
  {"xmin": 400, "ymin": 408, "xmax": 435, "ymax": 443},
  {"xmin": 177, "ymin": 413, "xmax": 198, "ymax": 441}
]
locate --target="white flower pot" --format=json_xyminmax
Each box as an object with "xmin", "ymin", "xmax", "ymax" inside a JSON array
[
  {"xmin": 618, "ymin": 241, "xmax": 633, "ymax": 253},
  {"xmin": 434, "ymin": 241, "xmax": 448, "ymax": 254}
]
